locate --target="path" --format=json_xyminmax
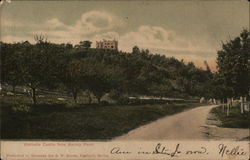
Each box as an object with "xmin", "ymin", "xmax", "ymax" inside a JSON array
[
  {"xmin": 114, "ymin": 105, "xmax": 218, "ymax": 140},
  {"xmin": 114, "ymin": 104, "xmax": 249, "ymax": 141}
]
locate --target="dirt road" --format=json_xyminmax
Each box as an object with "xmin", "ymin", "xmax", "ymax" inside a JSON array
[
  {"xmin": 114, "ymin": 104, "xmax": 249, "ymax": 141},
  {"xmin": 114, "ymin": 105, "xmax": 218, "ymax": 140}
]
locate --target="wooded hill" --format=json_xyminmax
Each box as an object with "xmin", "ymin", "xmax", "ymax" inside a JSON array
[
  {"xmin": 1, "ymin": 29, "xmax": 249, "ymax": 105},
  {"xmin": 0, "ymin": 40, "xmax": 212, "ymax": 105}
]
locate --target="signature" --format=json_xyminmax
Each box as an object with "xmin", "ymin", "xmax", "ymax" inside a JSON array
[
  {"xmin": 110, "ymin": 143, "xmax": 247, "ymax": 158},
  {"xmin": 218, "ymin": 143, "xmax": 247, "ymax": 157},
  {"xmin": 110, "ymin": 143, "xmax": 208, "ymax": 157}
]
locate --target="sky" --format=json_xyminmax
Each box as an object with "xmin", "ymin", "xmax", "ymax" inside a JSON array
[{"xmin": 0, "ymin": 0, "xmax": 249, "ymax": 71}]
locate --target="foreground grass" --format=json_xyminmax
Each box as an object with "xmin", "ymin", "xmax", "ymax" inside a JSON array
[
  {"xmin": 1, "ymin": 95, "xmax": 201, "ymax": 140},
  {"xmin": 210, "ymin": 106, "xmax": 250, "ymax": 129}
]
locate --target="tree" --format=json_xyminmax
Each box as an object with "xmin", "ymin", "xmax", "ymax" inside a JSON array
[
  {"xmin": 132, "ymin": 46, "xmax": 140, "ymax": 54},
  {"xmin": 204, "ymin": 60, "xmax": 211, "ymax": 73},
  {"xmin": 1, "ymin": 42, "xmax": 26, "ymax": 96},
  {"xmin": 20, "ymin": 40, "xmax": 63, "ymax": 105},
  {"xmin": 211, "ymin": 73, "xmax": 232, "ymax": 112},
  {"xmin": 78, "ymin": 41, "xmax": 92, "ymax": 49},
  {"xmin": 217, "ymin": 29, "xmax": 250, "ymax": 98},
  {"xmin": 216, "ymin": 29, "xmax": 250, "ymax": 114},
  {"xmin": 65, "ymin": 43, "xmax": 73, "ymax": 49},
  {"xmin": 59, "ymin": 59, "xmax": 88, "ymax": 103},
  {"xmin": 87, "ymin": 63, "xmax": 122, "ymax": 104},
  {"xmin": 19, "ymin": 44, "xmax": 43, "ymax": 105},
  {"xmin": 34, "ymin": 34, "xmax": 48, "ymax": 44},
  {"xmin": 149, "ymin": 80, "xmax": 174, "ymax": 98}
]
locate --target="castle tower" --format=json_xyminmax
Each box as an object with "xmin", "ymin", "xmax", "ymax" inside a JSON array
[{"xmin": 96, "ymin": 39, "xmax": 118, "ymax": 50}]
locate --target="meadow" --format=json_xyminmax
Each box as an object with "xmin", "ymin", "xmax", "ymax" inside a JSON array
[
  {"xmin": 1, "ymin": 92, "xmax": 201, "ymax": 140},
  {"xmin": 210, "ymin": 105, "xmax": 250, "ymax": 129}
]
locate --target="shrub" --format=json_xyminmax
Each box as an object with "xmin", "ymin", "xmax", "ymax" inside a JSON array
[
  {"xmin": 65, "ymin": 102, "xmax": 81, "ymax": 108},
  {"xmin": 109, "ymin": 89, "xmax": 130, "ymax": 105},
  {"xmin": 100, "ymin": 100, "xmax": 109, "ymax": 106},
  {"xmin": 12, "ymin": 104, "xmax": 31, "ymax": 113},
  {"xmin": 117, "ymin": 96, "xmax": 130, "ymax": 105}
]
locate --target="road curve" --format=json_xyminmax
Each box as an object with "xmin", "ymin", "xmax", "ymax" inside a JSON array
[{"xmin": 114, "ymin": 105, "xmax": 218, "ymax": 140}]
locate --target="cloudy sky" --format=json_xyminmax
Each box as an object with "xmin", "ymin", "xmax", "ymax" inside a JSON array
[{"xmin": 1, "ymin": 0, "xmax": 249, "ymax": 70}]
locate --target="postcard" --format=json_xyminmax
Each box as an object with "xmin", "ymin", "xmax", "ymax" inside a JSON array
[{"xmin": 0, "ymin": 0, "xmax": 249, "ymax": 160}]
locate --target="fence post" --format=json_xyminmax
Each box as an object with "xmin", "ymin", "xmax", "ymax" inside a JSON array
[
  {"xmin": 231, "ymin": 97, "xmax": 234, "ymax": 107},
  {"xmin": 222, "ymin": 98, "xmax": 225, "ymax": 112},
  {"xmin": 226, "ymin": 98, "xmax": 230, "ymax": 116},
  {"xmin": 244, "ymin": 97, "xmax": 248, "ymax": 112},
  {"xmin": 240, "ymin": 96, "xmax": 244, "ymax": 114}
]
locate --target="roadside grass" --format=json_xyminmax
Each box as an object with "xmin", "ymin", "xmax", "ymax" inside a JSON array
[
  {"xmin": 210, "ymin": 105, "xmax": 250, "ymax": 129},
  {"xmin": 1, "ymin": 91, "xmax": 97, "ymax": 105},
  {"xmin": 1, "ymin": 94, "xmax": 202, "ymax": 140}
]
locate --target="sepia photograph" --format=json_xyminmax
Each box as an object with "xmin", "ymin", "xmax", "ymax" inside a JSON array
[{"xmin": 0, "ymin": 0, "xmax": 249, "ymax": 159}]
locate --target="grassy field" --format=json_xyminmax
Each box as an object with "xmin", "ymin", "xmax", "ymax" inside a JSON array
[
  {"xmin": 1, "ymin": 94, "xmax": 202, "ymax": 140},
  {"xmin": 210, "ymin": 105, "xmax": 250, "ymax": 129}
]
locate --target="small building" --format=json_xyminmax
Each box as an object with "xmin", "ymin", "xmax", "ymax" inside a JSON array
[{"xmin": 96, "ymin": 39, "xmax": 118, "ymax": 50}]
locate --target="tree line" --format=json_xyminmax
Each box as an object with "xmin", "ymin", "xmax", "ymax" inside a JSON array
[
  {"xmin": 1, "ymin": 30, "xmax": 249, "ymax": 108},
  {"xmin": 215, "ymin": 29, "xmax": 250, "ymax": 114}
]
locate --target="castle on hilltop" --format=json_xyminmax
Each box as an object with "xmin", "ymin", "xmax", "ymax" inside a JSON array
[{"xmin": 96, "ymin": 39, "xmax": 118, "ymax": 50}]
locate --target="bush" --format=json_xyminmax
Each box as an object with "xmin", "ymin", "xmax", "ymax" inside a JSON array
[
  {"xmin": 109, "ymin": 89, "xmax": 130, "ymax": 105},
  {"xmin": 65, "ymin": 102, "xmax": 81, "ymax": 108},
  {"xmin": 100, "ymin": 100, "xmax": 109, "ymax": 106},
  {"xmin": 109, "ymin": 89, "xmax": 121, "ymax": 100},
  {"xmin": 117, "ymin": 96, "xmax": 130, "ymax": 105},
  {"xmin": 12, "ymin": 104, "xmax": 31, "ymax": 113}
]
